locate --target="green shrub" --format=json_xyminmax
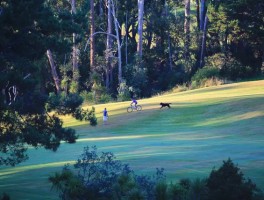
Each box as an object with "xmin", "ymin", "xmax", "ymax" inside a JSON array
[
  {"xmin": 207, "ymin": 158, "xmax": 262, "ymax": 200},
  {"xmin": 117, "ymin": 80, "xmax": 131, "ymax": 101},
  {"xmin": 80, "ymin": 91, "xmax": 94, "ymax": 103},
  {"xmin": 50, "ymin": 146, "xmax": 165, "ymax": 200},
  {"xmin": 191, "ymin": 66, "xmax": 223, "ymax": 89},
  {"xmin": 220, "ymin": 61, "xmax": 254, "ymax": 80},
  {"xmin": 191, "ymin": 66, "xmax": 220, "ymax": 84},
  {"xmin": 98, "ymin": 93, "xmax": 112, "ymax": 103}
]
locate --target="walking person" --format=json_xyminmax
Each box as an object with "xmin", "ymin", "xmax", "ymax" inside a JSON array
[{"xmin": 103, "ymin": 108, "xmax": 109, "ymax": 125}]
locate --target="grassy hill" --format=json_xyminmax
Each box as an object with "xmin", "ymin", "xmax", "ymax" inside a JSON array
[{"xmin": 0, "ymin": 80, "xmax": 264, "ymax": 199}]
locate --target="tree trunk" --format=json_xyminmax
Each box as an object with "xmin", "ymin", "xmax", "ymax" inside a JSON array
[
  {"xmin": 106, "ymin": 0, "xmax": 113, "ymax": 90},
  {"xmin": 199, "ymin": 0, "xmax": 207, "ymax": 31},
  {"xmin": 46, "ymin": 50, "xmax": 61, "ymax": 93},
  {"xmin": 137, "ymin": 0, "xmax": 144, "ymax": 58},
  {"xmin": 165, "ymin": 0, "xmax": 172, "ymax": 70},
  {"xmin": 110, "ymin": 0, "xmax": 122, "ymax": 84},
  {"xmin": 99, "ymin": 0, "xmax": 103, "ymax": 17},
  {"xmin": 71, "ymin": 0, "xmax": 76, "ymax": 14},
  {"xmin": 71, "ymin": 0, "xmax": 79, "ymax": 91},
  {"xmin": 261, "ymin": 48, "xmax": 264, "ymax": 75},
  {"xmin": 184, "ymin": 0, "xmax": 191, "ymax": 61},
  {"xmin": 196, "ymin": 0, "xmax": 200, "ymax": 29},
  {"xmin": 125, "ymin": 12, "xmax": 128, "ymax": 65},
  {"xmin": 198, "ymin": 0, "xmax": 208, "ymax": 69},
  {"xmin": 90, "ymin": 0, "xmax": 95, "ymax": 69},
  {"xmin": 200, "ymin": 15, "xmax": 208, "ymax": 68}
]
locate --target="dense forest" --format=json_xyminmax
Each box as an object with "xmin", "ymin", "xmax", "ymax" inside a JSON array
[{"xmin": 0, "ymin": 0, "xmax": 264, "ymax": 168}]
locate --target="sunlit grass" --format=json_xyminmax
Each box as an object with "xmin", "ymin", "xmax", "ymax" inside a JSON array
[{"xmin": 0, "ymin": 80, "xmax": 264, "ymax": 200}]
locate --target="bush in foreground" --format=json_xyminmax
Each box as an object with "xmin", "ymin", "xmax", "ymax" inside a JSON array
[{"xmin": 50, "ymin": 146, "xmax": 264, "ymax": 200}]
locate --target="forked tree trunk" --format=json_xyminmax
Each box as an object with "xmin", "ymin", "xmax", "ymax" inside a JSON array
[
  {"xmin": 46, "ymin": 50, "xmax": 61, "ymax": 93},
  {"xmin": 137, "ymin": 0, "xmax": 144, "ymax": 58},
  {"xmin": 85, "ymin": 0, "xmax": 122, "ymax": 85},
  {"xmin": 110, "ymin": 0, "xmax": 122, "ymax": 84}
]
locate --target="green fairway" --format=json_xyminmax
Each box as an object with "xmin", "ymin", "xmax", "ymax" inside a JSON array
[{"xmin": 0, "ymin": 80, "xmax": 264, "ymax": 199}]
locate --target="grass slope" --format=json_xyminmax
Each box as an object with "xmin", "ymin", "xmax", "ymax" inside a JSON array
[{"xmin": 0, "ymin": 80, "xmax": 264, "ymax": 199}]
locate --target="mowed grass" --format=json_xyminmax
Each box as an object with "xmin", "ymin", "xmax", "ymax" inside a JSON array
[{"xmin": 0, "ymin": 80, "xmax": 264, "ymax": 199}]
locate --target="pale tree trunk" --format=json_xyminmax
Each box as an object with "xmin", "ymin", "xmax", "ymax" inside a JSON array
[
  {"xmin": 261, "ymin": 49, "xmax": 264, "ymax": 74},
  {"xmin": 184, "ymin": 0, "xmax": 191, "ymax": 61},
  {"xmin": 106, "ymin": 0, "xmax": 113, "ymax": 90},
  {"xmin": 110, "ymin": 0, "xmax": 122, "ymax": 84},
  {"xmin": 99, "ymin": 0, "xmax": 103, "ymax": 17},
  {"xmin": 85, "ymin": 0, "xmax": 122, "ymax": 85},
  {"xmin": 199, "ymin": 0, "xmax": 206, "ymax": 31},
  {"xmin": 199, "ymin": 0, "xmax": 207, "ymax": 69},
  {"xmin": 137, "ymin": 0, "xmax": 144, "ymax": 58},
  {"xmin": 125, "ymin": 12, "xmax": 128, "ymax": 65},
  {"xmin": 200, "ymin": 15, "xmax": 208, "ymax": 68},
  {"xmin": 46, "ymin": 50, "xmax": 61, "ymax": 93},
  {"xmin": 71, "ymin": 0, "xmax": 79, "ymax": 91},
  {"xmin": 90, "ymin": 0, "xmax": 95, "ymax": 69}
]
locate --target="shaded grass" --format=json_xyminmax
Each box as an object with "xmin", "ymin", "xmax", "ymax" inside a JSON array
[{"xmin": 0, "ymin": 80, "xmax": 264, "ymax": 199}]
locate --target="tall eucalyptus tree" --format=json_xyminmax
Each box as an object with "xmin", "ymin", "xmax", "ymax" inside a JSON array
[
  {"xmin": 106, "ymin": 0, "xmax": 113, "ymax": 89},
  {"xmin": 184, "ymin": 0, "xmax": 191, "ymax": 61},
  {"xmin": 90, "ymin": 0, "xmax": 95, "ymax": 70},
  {"xmin": 199, "ymin": 0, "xmax": 208, "ymax": 68},
  {"xmin": 137, "ymin": 0, "xmax": 144, "ymax": 58},
  {"xmin": 71, "ymin": 0, "xmax": 79, "ymax": 92}
]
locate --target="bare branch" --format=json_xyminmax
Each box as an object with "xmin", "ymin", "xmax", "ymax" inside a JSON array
[
  {"xmin": 84, "ymin": 32, "xmax": 117, "ymax": 52},
  {"xmin": 23, "ymin": 73, "xmax": 31, "ymax": 80}
]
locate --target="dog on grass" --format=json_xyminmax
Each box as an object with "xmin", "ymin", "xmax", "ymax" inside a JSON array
[{"xmin": 160, "ymin": 102, "xmax": 171, "ymax": 109}]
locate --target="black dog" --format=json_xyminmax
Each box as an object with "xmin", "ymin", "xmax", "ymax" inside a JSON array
[{"xmin": 160, "ymin": 103, "xmax": 171, "ymax": 109}]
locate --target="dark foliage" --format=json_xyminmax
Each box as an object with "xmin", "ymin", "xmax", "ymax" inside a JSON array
[
  {"xmin": 207, "ymin": 158, "xmax": 262, "ymax": 200},
  {"xmin": 0, "ymin": 193, "xmax": 10, "ymax": 200},
  {"xmin": 0, "ymin": 0, "xmax": 97, "ymax": 166},
  {"xmin": 50, "ymin": 146, "xmax": 166, "ymax": 200},
  {"xmin": 50, "ymin": 153, "xmax": 264, "ymax": 200}
]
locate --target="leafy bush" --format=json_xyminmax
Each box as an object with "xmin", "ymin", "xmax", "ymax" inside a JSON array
[
  {"xmin": 50, "ymin": 146, "xmax": 165, "ymax": 200},
  {"xmin": 46, "ymin": 92, "xmax": 97, "ymax": 126},
  {"xmin": 80, "ymin": 91, "xmax": 94, "ymax": 103},
  {"xmin": 50, "ymin": 149, "xmax": 264, "ymax": 200},
  {"xmin": 220, "ymin": 60, "xmax": 254, "ymax": 80},
  {"xmin": 98, "ymin": 93, "xmax": 112, "ymax": 104},
  {"xmin": 191, "ymin": 67, "xmax": 220, "ymax": 86},
  {"xmin": 207, "ymin": 158, "xmax": 263, "ymax": 200},
  {"xmin": 72, "ymin": 107, "xmax": 97, "ymax": 126},
  {"xmin": 205, "ymin": 53, "xmax": 255, "ymax": 81},
  {"xmin": 117, "ymin": 80, "xmax": 132, "ymax": 101}
]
